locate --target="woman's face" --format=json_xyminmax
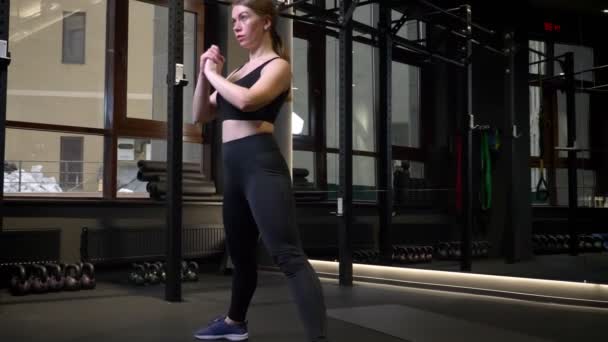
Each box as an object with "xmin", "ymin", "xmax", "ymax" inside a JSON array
[{"xmin": 232, "ymin": 5, "xmax": 269, "ymax": 49}]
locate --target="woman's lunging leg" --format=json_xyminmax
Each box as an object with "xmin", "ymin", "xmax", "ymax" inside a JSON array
[{"xmin": 245, "ymin": 155, "xmax": 328, "ymax": 342}]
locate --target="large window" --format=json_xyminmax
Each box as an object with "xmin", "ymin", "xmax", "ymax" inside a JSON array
[
  {"xmin": 116, "ymin": 138, "xmax": 202, "ymax": 198},
  {"xmin": 4, "ymin": 128, "xmax": 103, "ymax": 196},
  {"xmin": 5, "ymin": 0, "xmax": 206, "ymax": 199},
  {"xmin": 292, "ymin": 37, "xmax": 309, "ymax": 136},
  {"xmin": 392, "ymin": 62, "xmax": 421, "ymax": 148},
  {"xmin": 126, "ymin": 0, "xmax": 197, "ymax": 124},
  {"xmin": 326, "ymin": 38, "xmax": 376, "ymax": 152},
  {"xmin": 292, "ymin": 3, "xmax": 423, "ymax": 200},
  {"xmin": 528, "ymin": 40, "xmax": 596, "ymax": 206},
  {"xmin": 8, "ymin": 0, "xmax": 106, "ymax": 128}
]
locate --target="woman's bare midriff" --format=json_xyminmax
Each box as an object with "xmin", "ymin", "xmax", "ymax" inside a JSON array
[{"xmin": 222, "ymin": 119, "xmax": 274, "ymax": 143}]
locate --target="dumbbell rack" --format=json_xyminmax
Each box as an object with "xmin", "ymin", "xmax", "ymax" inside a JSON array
[
  {"xmin": 532, "ymin": 233, "xmax": 608, "ymax": 255},
  {"xmin": 127, "ymin": 259, "xmax": 200, "ymax": 286},
  {"xmin": 434, "ymin": 241, "xmax": 491, "ymax": 261}
]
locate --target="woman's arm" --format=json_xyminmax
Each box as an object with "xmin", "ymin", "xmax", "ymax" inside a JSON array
[
  {"xmin": 205, "ymin": 58, "xmax": 291, "ymax": 113},
  {"xmin": 192, "ymin": 71, "xmax": 216, "ymax": 124},
  {"xmin": 192, "ymin": 45, "xmax": 225, "ymax": 124}
]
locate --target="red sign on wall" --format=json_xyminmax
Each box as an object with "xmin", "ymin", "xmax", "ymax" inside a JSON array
[{"xmin": 544, "ymin": 22, "xmax": 561, "ymax": 32}]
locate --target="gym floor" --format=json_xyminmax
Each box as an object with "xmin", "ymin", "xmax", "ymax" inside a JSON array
[{"xmin": 1, "ymin": 270, "xmax": 606, "ymax": 342}]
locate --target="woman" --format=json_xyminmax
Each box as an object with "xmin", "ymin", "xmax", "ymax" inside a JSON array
[{"xmin": 192, "ymin": 1, "xmax": 329, "ymax": 341}]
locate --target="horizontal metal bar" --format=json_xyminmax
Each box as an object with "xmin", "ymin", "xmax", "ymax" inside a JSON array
[
  {"xmin": 576, "ymin": 87, "xmax": 608, "ymax": 94},
  {"xmin": 570, "ymin": 64, "xmax": 608, "ymax": 77},
  {"xmin": 528, "ymin": 46, "xmax": 547, "ymax": 57},
  {"xmin": 528, "ymin": 53, "xmax": 568, "ymax": 66},
  {"xmin": 434, "ymin": 24, "xmax": 505, "ymax": 56},
  {"xmin": 281, "ymin": 12, "xmax": 343, "ymax": 29},
  {"xmin": 412, "ymin": 0, "xmax": 495, "ymax": 35},
  {"xmin": 278, "ymin": 0, "xmax": 310, "ymax": 11},
  {"xmin": 420, "ymin": 7, "xmax": 462, "ymax": 18},
  {"xmin": 6, "ymin": 120, "xmax": 108, "ymax": 135}
]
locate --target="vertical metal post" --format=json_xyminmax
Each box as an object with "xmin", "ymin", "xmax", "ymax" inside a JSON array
[
  {"xmin": 564, "ymin": 52, "xmax": 578, "ymax": 256},
  {"xmin": 460, "ymin": 4, "xmax": 473, "ymax": 272},
  {"xmin": 166, "ymin": 0, "xmax": 185, "ymax": 302},
  {"xmin": 338, "ymin": 0, "xmax": 354, "ymax": 286},
  {"xmin": 376, "ymin": 2, "xmax": 393, "ymax": 265},
  {"xmin": 504, "ymin": 31, "xmax": 517, "ymax": 263},
  {"xmin": 0, "ymin": 0, "xmax": 10, "ymax": 231},
  {"xmin": 545, "ymin": 43, "xmax": 557, "ymax": 206}
]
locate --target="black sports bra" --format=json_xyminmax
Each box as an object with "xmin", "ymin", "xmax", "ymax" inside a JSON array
[{"xmin": 217, "ymin": 57, "xmax": 289, "ymax": 123}]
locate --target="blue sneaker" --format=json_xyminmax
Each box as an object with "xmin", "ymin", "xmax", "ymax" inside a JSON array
[{"xmin": 194, "ymin": 316, "xmax": 249, "ymax": 341}]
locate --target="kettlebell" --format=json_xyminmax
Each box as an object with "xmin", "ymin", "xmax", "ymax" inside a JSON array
[
  {"xmin": 147, "ymin": 263, "xmax": 160, "ymax": 285},
  {"xmin": 186, "ymin": 261, "xmax": 199, "ymax": 282},
  {"xmin": 154, "ymin": 262, "xmax": 166, "ymax": 283},
  {"xmin": 142, "ymin": 262, "xmax": 155, "ymax": 284},
  {"xmin": 30, "ymin": 264, "xmax": 49, "ymax": 294},
  {"xmin": 64, "ymin": 264, "xmax": 82, "ymax": 291},
  {"xmin": 128, "ymin": 264, "xmax": 146, "ymax": 286},
  {"xmin": 45, "ymin": 263, "xmax": 65, "ymax": 291},
  {"xmin": 181, "ymin": 261, "xmax": 189, "ymax": 281},
  {"xmin": 80, "ymin": 262, "xmax": 96, "ymax": 290},
  {"xmin": 9, "ymin": 264, "xmax": 31, "ymax": 296}
]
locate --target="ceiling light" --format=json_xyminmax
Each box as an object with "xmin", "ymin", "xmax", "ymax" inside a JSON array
[{"xmin": 603, "ymin": 9, "xmax": 608, "ymax": 13}]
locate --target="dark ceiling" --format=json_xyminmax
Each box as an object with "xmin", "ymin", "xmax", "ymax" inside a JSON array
[
  {"xmin": 529, "ymin": 0, "xmax": 608, "ymax": 15},
  {"xmin": 387, "ymin": 0, "xmax": 608, "ymax": 16}
]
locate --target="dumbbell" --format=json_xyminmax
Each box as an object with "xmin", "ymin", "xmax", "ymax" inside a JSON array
[
  {"xmin": 9, "ymin": 264, "xmax": 30, "ymax": 296},
  {"xmin": 63, "ymin": 264, "xmax": 82, "ymax": 291},
  {"xmin": 45, "ymin": 263, "xmax": 65, "ymax": 292},
  {"xmin": 80, "ymin": 263, "xmax": 96, "ymax": 290}
]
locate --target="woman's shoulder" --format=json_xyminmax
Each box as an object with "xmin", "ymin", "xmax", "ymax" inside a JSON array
[{"xmin": 261, "ymin": 56, "xmax": 290, "ymax": 76}]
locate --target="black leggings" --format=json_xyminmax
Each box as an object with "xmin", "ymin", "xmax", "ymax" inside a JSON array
[{"xmin": 222, "ymin": 133, "xmax": 328, "ymax": 342}]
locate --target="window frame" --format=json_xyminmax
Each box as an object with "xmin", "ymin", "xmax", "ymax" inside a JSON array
[
  {"xmin": 292, "ymin": 18, "xmax": 427, "ymax": 200},
  {"xmin": 528, "ymin": 35, "xmax": 597, "ymax": 206},
  {"xmin": 5, "ymin": 0, "xmax": 208, "ymax": 200}
]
